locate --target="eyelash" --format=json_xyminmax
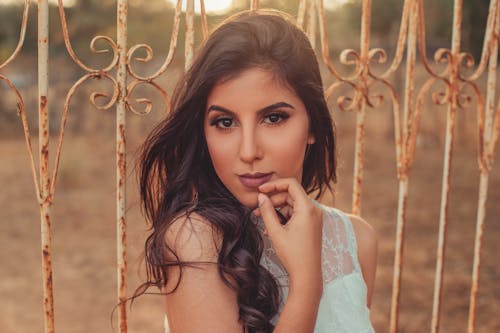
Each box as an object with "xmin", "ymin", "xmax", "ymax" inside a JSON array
[
  {"xmin": 264, "ymin": 112, "xmax": 289, "ymax": 124},
  {"xmin": 210, "ymin": 112, "xmax": 290, "ymax": 130}
]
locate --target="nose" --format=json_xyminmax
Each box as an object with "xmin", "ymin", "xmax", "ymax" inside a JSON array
[{"xmin": 239, "ymin": 127, "xmax": 262, "ymax": 163}]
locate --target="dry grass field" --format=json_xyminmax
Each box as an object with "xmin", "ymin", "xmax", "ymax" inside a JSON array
[
  {"xmin": 1, "ymin": 0, "xmax": 499, "ymax": 331},
  {"xmin": 0, "ymin": 103, "xmax": 499, "ymax": 333}
]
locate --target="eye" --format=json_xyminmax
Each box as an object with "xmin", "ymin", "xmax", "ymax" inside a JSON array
[
  {"xmin": 210, "ymin": 117, "xmax": 235, "ymax": 129},
  {"xmin": 264, "ymin": 112, "xmax": 289, "ymax": 125}
]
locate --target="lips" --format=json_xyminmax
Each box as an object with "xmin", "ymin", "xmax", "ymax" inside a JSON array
[{"xmin": 238, "ymin": 172, "xmax": 273, "ymax": 188}]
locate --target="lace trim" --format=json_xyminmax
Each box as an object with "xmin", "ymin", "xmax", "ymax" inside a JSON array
[
  {"xmin": 255, "ymin": 203, "xmax": 362, "ymax": 286},
  {"xmin": 254, "ymin": 203, "xmax": 368, "ymax": 327}
]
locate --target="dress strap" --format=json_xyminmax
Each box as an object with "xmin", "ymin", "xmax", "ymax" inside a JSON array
[
  {"xmin": 328, "ymin": 207, "xmax": 362, "ymax": 273},
  {"xmin": 319, "ymin": 204, "xmax": 363, "ymax": 284}
]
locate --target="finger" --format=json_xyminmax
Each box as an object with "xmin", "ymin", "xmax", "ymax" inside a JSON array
[
  {"xmin": 278, "ymin": 205, "xmax": 293, "ymax": 220},
  {"xmin": 257, "ymin": 193, "xmax": 281, "ymax": 236},
  {"xmin": 275, "ymin": 208, "xmax": 288, "ymax": 225},
  {"xmin": 252, "ymin": 208, "xmax": 261, "ymax": 217},
  {"xmin": 259, "ymin": 178, "xmax": 303, "ymax": 198},
  {"xmin": 259, "ymin": 178, "xmax": 308, "ymax": 209},
  {"xmin": 253, "ymin": 206, "xmax": 289, "ymax": 225},
  {"xmin": 253, "ymin": 192, "xmax": 291, "ymax": 216},
  {"xmin": 266, "ymin": 192, "xmax": 291, "ymax": 209}
]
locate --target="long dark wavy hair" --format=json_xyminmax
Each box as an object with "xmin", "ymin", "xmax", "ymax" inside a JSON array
[{"xmin": 135, "ymin": 9, "xmax": 337, "ymax": 333}]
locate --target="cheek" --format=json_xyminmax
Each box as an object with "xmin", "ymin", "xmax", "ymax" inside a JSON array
[
  {"xmin": 266, "ymin": 128, "xmax": 309, "ymax": 174},
  {"xmin": 205, "ymin": 132, "xmax": 234, "ymax": 175}
]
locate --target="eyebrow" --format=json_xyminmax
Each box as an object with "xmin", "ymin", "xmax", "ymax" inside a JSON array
[{"xmin": 206, "ymin": 102, "xmax": 295, "ymax": 116}]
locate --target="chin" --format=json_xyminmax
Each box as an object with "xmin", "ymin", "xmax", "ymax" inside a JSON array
[{"xmin": 236, "ymin": 193, "xmax": 259, "ymax": 209}]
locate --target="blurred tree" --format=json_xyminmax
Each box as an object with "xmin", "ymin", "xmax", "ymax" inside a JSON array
[
  {"xmin": 370, "ymin": 0, "xmax": 404, "ymax": 38},
  {"xmin": 0, "ymin": 0, "xmax": 495, "ymax": 72},
  {"xmin": 463, "ymin": 0, "xmax": 489, "ymax": 61},
  {"xmin": 76, "ymin": 0, "xmax": 116, "ymax": 9},
  {"xmin": 260, "ymin": 0, "xmax": 300, "ymax": 12}
]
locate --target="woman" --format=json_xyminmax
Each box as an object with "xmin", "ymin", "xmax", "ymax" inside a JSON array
[{"xmin": 137, "ymin": 9, "xmax": 377, "ymax": 333}]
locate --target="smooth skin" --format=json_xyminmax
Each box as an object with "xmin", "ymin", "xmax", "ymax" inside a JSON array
[
  {"xmin": 204, "ymin": 68, "xmax": 315, "ymax": 208},
  {"xmin": 161, "ymin": 68, "xmax": 377, "ymax": 332}
]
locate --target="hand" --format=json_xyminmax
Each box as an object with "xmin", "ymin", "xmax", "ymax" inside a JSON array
[{"xmin": 255, "ymin": 178, "xmax": 323, "ymax": 292}]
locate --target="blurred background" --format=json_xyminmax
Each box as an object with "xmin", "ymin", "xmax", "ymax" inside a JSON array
[{"xmin": 0, "ymin": 0, "xmax": 499, "ymax": 332}]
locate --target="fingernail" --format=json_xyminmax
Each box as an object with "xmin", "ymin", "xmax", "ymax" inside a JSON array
[{"xmin": 258, "ymin": 193, "xmax": 265, "ymax": 206}]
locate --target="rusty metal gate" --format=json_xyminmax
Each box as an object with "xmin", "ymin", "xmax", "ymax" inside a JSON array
[{"xmin": 0, "ymin": 0, "xmax": 498, "ymax": 332}]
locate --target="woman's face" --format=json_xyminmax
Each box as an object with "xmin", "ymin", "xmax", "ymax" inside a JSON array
[{"xmin": 204, "ymin": 68, "xmax": 315, "ymax": 208}]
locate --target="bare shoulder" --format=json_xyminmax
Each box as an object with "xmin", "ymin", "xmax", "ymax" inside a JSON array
[
  {"xmin": 162, "ymin": 212, "xmax": 242, "ymax": 332},
  {"xmin": 345, "ymin": 213, "xmax": 378, "ymax": 307},
  {"xmin": 165, "ymin": 211, "xmax": 222, "ymax": 263},
  {"xmin": 345, "ymin": 214, "xmax": 378, "ymax": 252}
]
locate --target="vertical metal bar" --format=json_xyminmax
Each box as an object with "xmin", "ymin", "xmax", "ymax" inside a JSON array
[
  {"xmin": 185, "ymin": 0, "xmax": 195, "ymax": 71},
  {"xmin": 307, "ymin": 0, "xmax": 317, "ymax": 49},
  {"xmin": 467, "ymin": 3, "xmax": 499, "ymax": 332},
  {"xmin": 38, "ymin": 1, "xmax": 55, "ymax": 332},
  {"xmin": 116, "ymin": 0, "xmax": 128, "ymax": 332},
  {"xmin": 352, "ymin": 0, "xmax": 371, "ymax": 215},
  {"xmin": 199, "ymin": 0, "xmax": 208, "ymax": 40},
  {"xmin": 251, "ymin": 0, "xmax": 259, "ymax": 11},
  {"xmin": 352, "ymin": 109, "xmax": 365, "ymax": 216},
  {"xmin": 391, "ymin": 178, "xmax": 409, "ymax": 332},
  {"xmin": 431, "ymin": 98, "xmax": 456, "ymax": 333},
  {"xmin": 297, "ymin": 0, "xmax": 307, "ymax": 29},
  {"xmin": 431, "ymin": 1, "xmax": 462, "ymax": 332},
  {"xmin": 467, "ymin": 173, "xmax": 489, "ymax": 333},
  {"xmin": 390, "ymin": 1, "xmax": 417, "ymax": 331}
]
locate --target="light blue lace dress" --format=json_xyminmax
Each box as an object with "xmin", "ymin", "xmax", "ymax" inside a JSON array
[
  {"xmin": 164, "ymin": 203, "xmax": 375, "ymax": 332},
  {"xmin": 256, "ymin": 203, "xmax": 376, "ymax": 333}
]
